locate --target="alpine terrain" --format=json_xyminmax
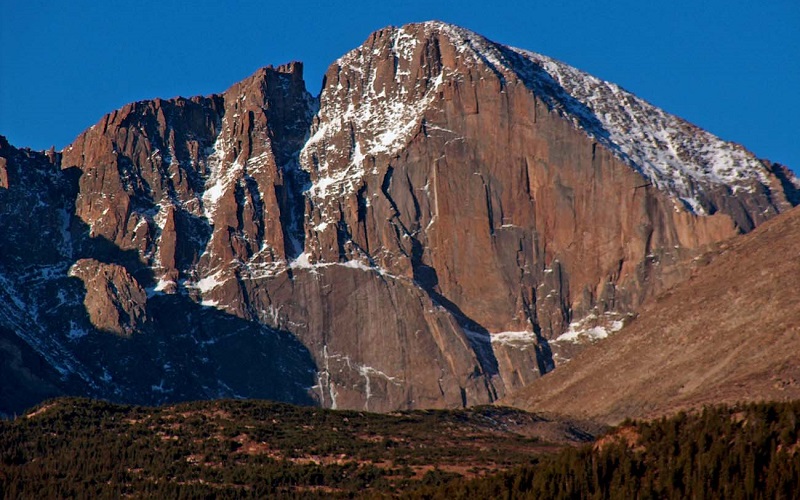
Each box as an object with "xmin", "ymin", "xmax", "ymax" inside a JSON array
[
  {"xmin": 1, "ymin": 21, "xmax": 797, "ymax": 417},
  {"xmin": 501, "ymin": 204, "xmax": 800, "ymax": 424}
]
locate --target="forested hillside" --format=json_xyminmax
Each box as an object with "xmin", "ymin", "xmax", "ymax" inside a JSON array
[
  {"xmin": 413, "ymin": 402, "xmax": 800, "ymax": 499},
  {"xmin": 0, "ymin": 398, "xmax": 591, "ymax": 498},
  {"xmin": 1, "ymin": 399, "xmax": 798, "ymax": 498}
]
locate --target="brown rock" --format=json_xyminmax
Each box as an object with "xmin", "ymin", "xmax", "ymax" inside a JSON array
[
  {"xmin": 0, "ymin": 157, "xmax": 8, "ymax": 189},
  {"xmin": 69, "ymin": 259, "xmax": 148, "ymax": 336},
  {"xmin": 251, "ymin": 265, "xmax": 495, "ymax": 411},
  {"xmin": 274, "ymin": 22, "xmax": 797, "ymax": 408}
]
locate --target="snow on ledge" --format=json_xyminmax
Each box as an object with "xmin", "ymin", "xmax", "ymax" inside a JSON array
[
  {"xmin": 555, "ymin": 313, "xmax": 625, "ymax": 344},
  {"xmin": 289, "ymin": 252, "xmax": 399, "ymax": 278},
  {"xmin": 193, "ymin": 270, "xmax": 227, "ymax": 293}
]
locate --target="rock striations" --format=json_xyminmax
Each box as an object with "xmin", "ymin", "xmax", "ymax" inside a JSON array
[{"xmin": 1, "ymin": 22, "xmax": 797, "ymax": 416}]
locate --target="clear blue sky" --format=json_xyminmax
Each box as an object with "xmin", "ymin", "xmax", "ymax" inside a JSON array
[{"xmin": 2, "ymin": 1, "xmax": 798, "ymax": 171}]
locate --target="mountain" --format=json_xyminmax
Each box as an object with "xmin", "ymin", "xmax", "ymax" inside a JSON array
[
  {"xmin": 501, "ymin": 205, "xmax": 800, "ymax": 424},
  {"xmin": 1, "ymin": 21, "xmax": 797, "ymax": 417}
]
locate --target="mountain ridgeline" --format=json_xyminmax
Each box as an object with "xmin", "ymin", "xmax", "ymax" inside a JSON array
[{"xmin": 1, "ymin": 22, "xmax": 797, "ymax": 417}]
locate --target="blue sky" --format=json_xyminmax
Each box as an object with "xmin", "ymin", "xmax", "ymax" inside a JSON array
[{"xmin": 2, "ymin": 1, "xmax": 798, "ymax": 171}]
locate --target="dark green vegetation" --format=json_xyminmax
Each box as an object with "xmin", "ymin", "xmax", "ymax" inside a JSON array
[
  {"xmin": 1, "ymin": 399, "xmax": 798, "ymax": 498},
  {"xmin": 412, "ymin": 401, "xmax": 800, "ymax": 499},
  {"xmin": 0, "ymin": 398, "xmax": 583, "ymax": 498}
]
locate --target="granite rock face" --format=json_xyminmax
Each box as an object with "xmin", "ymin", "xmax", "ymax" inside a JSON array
[{"xmin": 1, "ymin": 22, "xmax": 797, "ymax": 416}]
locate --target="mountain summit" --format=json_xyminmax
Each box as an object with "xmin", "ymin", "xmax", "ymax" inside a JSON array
[{"xmin": 1, "ymin": 22, "xmax": 797, "ymax": 416}]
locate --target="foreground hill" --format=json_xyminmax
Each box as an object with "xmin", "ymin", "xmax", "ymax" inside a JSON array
[
  {"xmin": 0, "ymin": 398, "xmax": 597, "ymax": 498},
  {"xmin": 415, "ymin": 401, "xmax": 800, "ymax": 499},
  {"xmin": 502, "ymin": 206, "xmax": 800, "ymax": 424},
  {"xmin": 1, "ymin": 398, "xmax": 798, "ymax": 498}
]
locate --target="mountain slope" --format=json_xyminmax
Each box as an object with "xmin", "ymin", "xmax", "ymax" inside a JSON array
[
  {"xmin": 1, "ymin": 21, "xmax": 798, "ymax": 416},
  {"xmin": 501, "ymin": 205, "xmax": 800, "ymax": 424}
]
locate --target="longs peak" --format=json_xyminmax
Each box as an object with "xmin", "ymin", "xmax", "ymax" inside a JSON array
[{"xmin": 0, "ymin": 22, "xmax": 796, "ymax": 416}]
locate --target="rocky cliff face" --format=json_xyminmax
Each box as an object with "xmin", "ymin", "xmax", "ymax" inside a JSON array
[{"xmin": 1, "ymin": 22, "xmax": 797, "ymax": 416}]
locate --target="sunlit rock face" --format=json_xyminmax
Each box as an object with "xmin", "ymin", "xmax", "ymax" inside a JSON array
[{"xmin": 1, "ymin": 22, "xmax": 797, "ymax": 416}]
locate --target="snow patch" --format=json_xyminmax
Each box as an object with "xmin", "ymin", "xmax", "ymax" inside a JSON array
[
  {"xmin": 146, "ymin": 277, "xmax": 176, "ymax": 298},
  {"xmin": 314, "ymin": 345, "xmax": 339, "ymax": 409},
  {"xmin": 151, "ymin": 379, "xmax": 170, "ymax": 393},
  {"xmin": 490, "ymin": 330, "xmax": 538, "ymax": 347},
  {"xmin": 289, "ymin": 252, "xmax": 398, "ymax": 278},
  {"xmin": 57, "ymin": 208, "xmax": 72, "ymax": 257},
  {"xmin": 511, "ymin": 48, "xmax": 772, "ymax": 213},
  {"xmin": 193, "ymin": 270, "xmax": 227, "ymax": 293},
  {"xmin": 203, "ymin": 159, "xmax": 242, "ymax": 218},
  {"xmin": 66, "ymin": 320, "xmax": 89, "ymax": 341},
  {"xmin": 289, "ymin": 252, "xmax": 314, "ymax": 269},
  {"xmin": 339, "ymin": 259, "xmax": 374, "ymax": 272},
  {"xmin": 555, "ymin": 313, "xmax": 625, "ymax": 344},
  {"xmin": 315, "ymin": 346, "xmax": 403, "ymax": 411}
]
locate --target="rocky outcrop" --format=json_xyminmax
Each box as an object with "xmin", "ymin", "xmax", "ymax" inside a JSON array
[
  {"xmin": 1, "ymin": 22, "xmax": 798, "ymax": 415},
  {"xmin": 256, "ymin": 266, "xmax": 492, "ymax": 411},
  {"xmin": 0, "ymin": 157, "xmax": 8, "ymax": 189},
  {"xmin": 0, "ymin": 136, "xmax": 74, "ymax": 267},
  {"xmin": 298, "ymin": 23, "xmax": 789, "ymax": 339},
  {"xmin": 68, "ymin": 259, "xmax": 148, "ymax": 336}
]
